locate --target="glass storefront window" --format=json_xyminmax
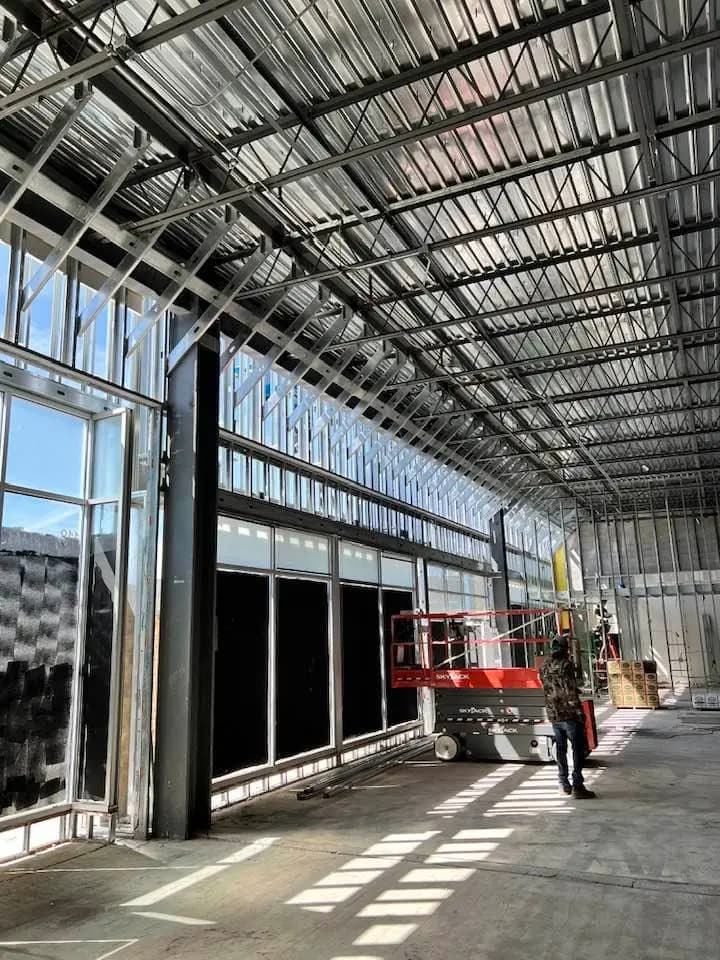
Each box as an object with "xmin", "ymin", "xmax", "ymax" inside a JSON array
[
  {"xmin": 92, "ymin": 416, "xmax": 123, "ymax": 500},
  {"xmin": 78, "ymin": 503, "xmax": 119, "ymax": 802},
  {"xmin": 381, "ymin": 555, "xmax": 414, "ymax": 588},
  {"xmin": 276, "ymin": 529, "xmax": 329, "ymax": 574},
  {"xmin": 340, "ymin": 542, "xmax": 379, "ymax": 583},
  {"xmin": 217, "ymin": 517, "xmax": 272, "ymax": 568},
  {"xmin": 0, "ymin": 491, "xmax": 81, "ymax": 556},
  {"xmin": 5, "ymin": 398, "xmax": 86, "ymax": 498},
  {"xmin": 0, "ymin": 491, "xmax": 82, "ymax": 817}
]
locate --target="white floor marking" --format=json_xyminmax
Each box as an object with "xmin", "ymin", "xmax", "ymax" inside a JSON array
[
  {"xmin": 120, "ymin": 837, "xmax": 277, "ymax": 907},
  {"xmin": 0, "ymin": 940, "xmax": 137, "ymax": 960},
  {"xmin": 131, "ymin": 911, "xmax": 216, "ymax": 926},
  {"xmin": 217, "ymin": 837, "xmax": 277, "ymax": 863},
  {"xmin": 120, "ymin": 864, "xmax": 227, "ymax": 907}
]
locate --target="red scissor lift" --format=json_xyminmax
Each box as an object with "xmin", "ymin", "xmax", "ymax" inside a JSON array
[{"xmin": 391, "ymin": 608, "xmax": 597, "ymax": 763}]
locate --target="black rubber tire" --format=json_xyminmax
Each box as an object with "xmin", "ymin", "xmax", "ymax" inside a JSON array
[{"xmin": 435, "ymin": 733, "xmax": 462, "ymax": 761}]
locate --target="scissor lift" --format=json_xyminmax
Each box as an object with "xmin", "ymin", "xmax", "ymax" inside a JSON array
[{"xmin": 390, "ymin": 608, "xmax": 597, "ymax": 763}]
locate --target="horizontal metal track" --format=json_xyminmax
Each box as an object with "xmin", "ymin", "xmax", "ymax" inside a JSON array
[{"xmin": 218, "ymin": 430, "xmax": 494, "ymax": 544}]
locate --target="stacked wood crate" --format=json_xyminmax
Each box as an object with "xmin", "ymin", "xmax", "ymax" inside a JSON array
[{"xmin": 608, "ymin": 660, "xmax": 660, "ymax": 708}]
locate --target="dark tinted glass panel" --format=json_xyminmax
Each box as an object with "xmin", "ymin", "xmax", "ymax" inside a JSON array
[
  {"xmin": 78, "ymin": 503, "xmax": 118, "ymax": 801},
  {"xmin": 0, "ymin": 496, "xmax": 80, "ymax": 815},
  {"xmin": 382, "ymin": 590, "xmax": 418, "ymax": 727},
  {"xmin": 213, "ymin": 572, "xmax": 269, "ymax": 775},
  {"xmin": 341, "ymin": 584, "xmax": 382, "ymax": 739},
  {"xmin": 276, "ymin": 578, "xmax": 330, "ymax": 759}
]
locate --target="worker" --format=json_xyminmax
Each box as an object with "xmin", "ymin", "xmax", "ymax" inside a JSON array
[{"xmin": 539, "ymin": 636, "xmax": 596, "ymax": 800}]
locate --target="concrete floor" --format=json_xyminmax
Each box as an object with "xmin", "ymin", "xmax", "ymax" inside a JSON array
[{"xmin": 2, "ymin": 699, "xmax": 720, "ymax": 960}]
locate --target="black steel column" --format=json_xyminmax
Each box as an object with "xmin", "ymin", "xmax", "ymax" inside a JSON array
[
  {"xmin": 490, "ymin": 509, "xmax": 511, "ymax": 612},
  {"xmin": 490, "ymin": 510, "xmax": 512, "ymax": 664},
  {"xmin": 154, "ymin": 318, "xmax": 218, "ymax": 839}
]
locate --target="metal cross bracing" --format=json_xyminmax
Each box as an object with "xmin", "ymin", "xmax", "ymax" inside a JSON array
[
  {"xmin": 2, "ymin": 0, "xmax": 720, "ymax": 513},
  {"xmin": 0, "ymin": 0, "xmax": 592, "ymax": 502}
]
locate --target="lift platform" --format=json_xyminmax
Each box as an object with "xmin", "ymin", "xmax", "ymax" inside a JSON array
[{"xmin": 390, "ymin": 608, "xmax": 597, "ymax": 763}]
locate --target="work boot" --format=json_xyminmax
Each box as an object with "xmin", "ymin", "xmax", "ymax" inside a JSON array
[
  {"xmin": 572, "ymin": 786, "xmax": 596, "ymax": 799},
  {"xmin": 560, "ymin": 783, "xmax": 573, "ymax": 796}
]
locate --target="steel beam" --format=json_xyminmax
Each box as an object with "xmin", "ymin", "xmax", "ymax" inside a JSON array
[
  {"xmin": 418, "ymin": 371, "xmax": 719, "ymax": 420},
  {"xmin": 0, "ymin": 0, "xmax": 259, "ymax": 119},
  {"xmin": 233, "ymin": 293, "xmax": 324, "ymax": 406},
  {"xmin": 78, "ymin": 178, "xmax": 193, "ymax": 338},
  {"xmin": 261, "ymin": 307, "xmax": 352, "ymax": 419},
  {"xmin": 128, "ymin": 28, "xmax": 720, "ymax": 232},
  {"xmin": 533, "ymin": 464, "xmax": 720, "ymax": 489},
  {"xmin": 0, "ymin": 0, "xmax": 117, "ymax": 68},
  {"xmin": 126, "ymin": 209, "xmax": 238, "ymax": 358},
  {"xmin": 231, "ymin": 172, "xmax": 720, "ymax": 301},
  {"xmin": 154, "ymin": 313, "xmax": 219, "ymax": 839},
  {"xmin": 342, "ymin": 263, "xmax": 720, "ymax": 347},
  {"xmin": 128, "ymin": 0, "xmax": 613, "ymax": 186},
  {"xmin": 463, "ymin": 426, "xmax": 720, "ymax": 459},
  {"xmin": 490, "ymin": 447, "xmax": 720, "ymax": 477},
  {"xmin": 284, "ymin": 108, "xmax": 720, "ymax": 246},
  {"xmin": 381, "ymin": 327, "xmax": 720, "ymax": 391},
  {"xmin": 167, "ymin": 241, "xmax": 273, "ymax": 373},
  {"xmin": 0, "ymin": 85, "xmax": 92, "ymax": 228},
  {"xmin": 21, "ymin": 132, "xmax": 150, "ymax": 312}
]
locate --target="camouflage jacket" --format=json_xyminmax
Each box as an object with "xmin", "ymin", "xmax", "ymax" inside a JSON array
[{"xmin": 539, "ymin": 657, "xmax": 584, "ymax": 723}]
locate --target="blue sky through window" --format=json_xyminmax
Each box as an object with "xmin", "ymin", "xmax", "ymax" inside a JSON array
[{"xmin": 5, "ymin": 397, "xmax": 86, "ymax": 497}]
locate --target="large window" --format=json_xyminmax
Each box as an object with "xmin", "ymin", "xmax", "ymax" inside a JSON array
[
  {"xmin": 0, "ymin": 396, "xmax": 86, "ymax": 817},
  {"xmin": 0, "ymin": 394, "xmax": 130, "ymax": 820}
]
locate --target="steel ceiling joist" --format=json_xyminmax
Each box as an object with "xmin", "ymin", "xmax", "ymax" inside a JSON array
[
  {"xmin": 380, "ymin": 327, "xmax": 720, "ymax": 391},
  {"xmin": 126, "ymin": 0, "xmax": 614, "ymax": 187},
  {"xmin": 127, "ymin": 26, "xmax": 720, "ymax": 233},
  {"xmin": 342, "ymin": 263, "xmax": 720, "ymax": 347},
  {"xmin": 0, "ymin": 0, "xmax": 259, "ymax": 119},
  {"xmin": 420, "ymin": 371, "xmax": 719, "ymax": 420}
]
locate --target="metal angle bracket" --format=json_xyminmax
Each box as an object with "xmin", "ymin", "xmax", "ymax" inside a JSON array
[
  {"xmin": 232, "ymin": 293, "xmax": 325, "ymax": 407},
  {"xmin": 127, "ymin": 207, "xmax": 240, "ymax": 358},
  {"xmin": 0, "ymin": 83, "xmax": 93, "ymax": 229},
  {"xmin": 167, "ymin": 238, "xmax": 274, "ymax": 373},
  {"xmin": 21, "ymin": 129, "xmax": 151, "ymax": 313}
]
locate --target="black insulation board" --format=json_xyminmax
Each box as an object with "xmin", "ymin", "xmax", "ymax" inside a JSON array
[
  {"xmin": 341, "ymin": 583, "xmax": 382, "ymax": 739},
  {"xmin": 0, "ymin": 552, "xmax": 78, "ymax": 816},
  {"xmin": 276, "ymin": 577, "xmax": 330, "ymax": 760},
  {"xmin": 213, "ymin": 571, "xmax": 270, "ymax": 776},
  {"xmin": 78, "ymin": 534, "xmax": 116, "ymax": 801},
  {"xmin": 382, "ymin": 589, "xmax": 418, "ymax": 727}
]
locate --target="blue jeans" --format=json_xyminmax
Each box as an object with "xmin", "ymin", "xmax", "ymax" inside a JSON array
[{"xmin": 552, "ymin": 719, "xmax": 586, "ymax": 789}]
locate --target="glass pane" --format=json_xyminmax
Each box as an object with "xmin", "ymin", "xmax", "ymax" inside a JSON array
[
  {"xmin": 217, "ymin": 516, "xmax": 272, "ymax": 568},
  {"xmin": 92, "ymin": 416, "xmax": 122, "ymax": 499},
  {"xmin": 276, "ymin": 529, "xmax": 329, "ymax": 574},
  {"xmin": 6, "ymin": 398, "xmax": 86, "ymax": 498},
  {"xmin": 78, "ymin": 503, "xmax": 119, "ymax": 802},
  {"xmin": 0, "ymin": 491, "xmax": 81, "ymax": 557},
  {"xmin": 339, "ymin": 541, "xmax": 379, "ymax": 583},
  {"xmin": 0, "ymin": 493, "xmax": 81, "ymax": 816},
  {"xmin": 446, "ymin": 568, "xmax": 463, "ymax": 593},
  {"xmin": 23, "ymin": 255, "xmax": 65, "ymax": 357},
  {"xmin": 381, "ymin": 555, "xmax": 414, "ymax": 588},
  {"xmin": 427, "ymin": 564, "xmax": 444, "ymax": 591},
  {"xmin": 0, "ymin": 240, "xmax": 9, "ymax": 331}
]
